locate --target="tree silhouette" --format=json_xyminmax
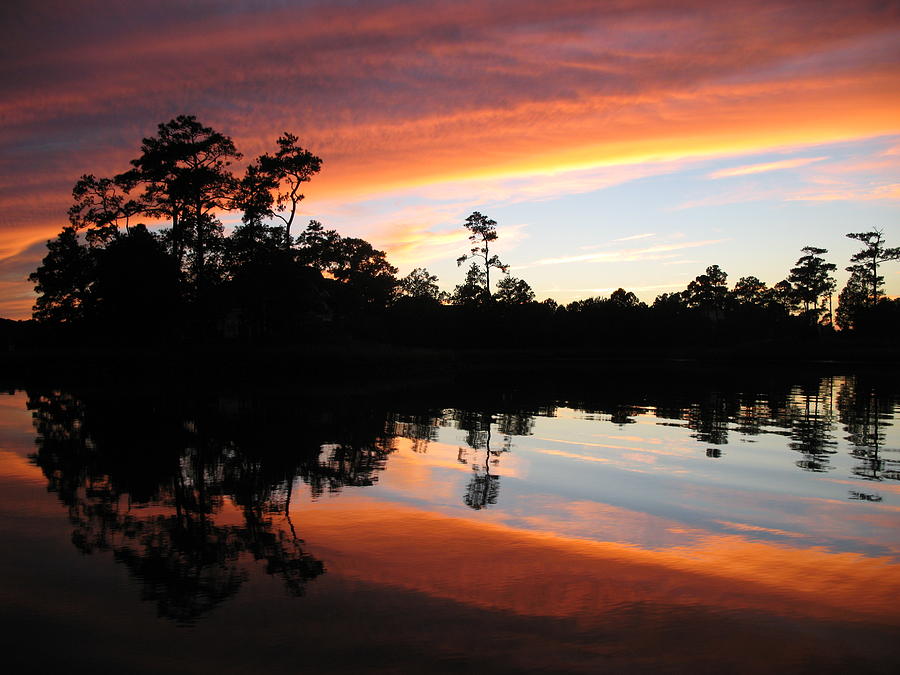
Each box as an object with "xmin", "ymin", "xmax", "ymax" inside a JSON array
[
  {"xmin": 295, "ymin": 220, "xmax": 343, "ymax": 271},
  {"xmin": 90, "ymin": 225, "xmax": 181, "ymax": 335},
  {"xmin": 788, "ymin": 247, "xmax": 836, "ymax": 322},
  {"xmin": 684, "ymin": 265, "xmax": 729, "ymax": 320},
  {"xmin": 248, "ymin": 133, "xmax": 323, "ymax": 248},
  {"xmin": 68, "ymin": 174, "xmax": 140, "ymax": 245},
  {"xmin": 609, "ymin": 288, "xmax": 642, "ymax": 308},
  {"xmin": 495, "ymin": 276, "xmax": 535, "ymax": 306},
  {"xmin": 845, "ymin": 229, "xmax": 900, "ymax": 307},
  {"xmin": 329, "ymin": 237, "xmax": 398, "ymax": 307},
  {"xmin": 22, "ymin": 114, "xmax": 900, "ymax": 355},
  {"xmin": 397, "ymin": 267, "xmax": 444, "ymax": 302},
  {"xmin": 118, "ymin": 115, "xmax": 241, "ymax": 287},
  {"xmin": 28, "ymin": 226, "xmax": 94, "ymax": 323},
  {"xmin": 456, "ymin": 211, "xmax": 508, "ymax": 302},
  {"xmin": 732, "ymin": 276, "xmax": 768, "ymax": 307},
  {"xmin": 452, "ymin": 262, "xmax": 487, "ymax": 307},
  {"xmin": 836, "ymin": 266, "xmax": 870, "ymax": 331}
]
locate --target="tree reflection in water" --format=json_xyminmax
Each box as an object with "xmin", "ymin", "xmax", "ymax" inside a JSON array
[
  {"xmin": 838, "ymin": 376, "xmax": 899, "ymax": 489},
  {"xmin": 26, "ymin": 389, "xmax": 398, "ymax": 624},
  {"xmin": 448, "ymin": 409, "xmax": 539, "ymax": 510},
  {"xmin": 24, "ymin": 372, "xmax": 899, "ymax": 623}
]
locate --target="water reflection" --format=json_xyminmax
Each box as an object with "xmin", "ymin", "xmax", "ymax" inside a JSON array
[
  {"xmin": 28, "ymin": 391, "xmax": 330, "ymax": 623},
  {"xmin": 451, "ymin": 410, "xmax": 537, "ymax": 509},
  {"xmin": 20, "ymin": 372, "xmax": 900, "ymax": 627}
]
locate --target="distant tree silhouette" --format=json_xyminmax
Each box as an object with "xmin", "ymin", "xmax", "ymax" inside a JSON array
[
  {"xmin": 609, "ymin": 288, "xmax": 642, "ymax": 309},
  {"xmin": 295, "ymin": 220, "xmax": 343, "ymax": 270},
  {"xmin": 295, "ymin": 220, "xmax": 398, "ymax": 310},
  {"xmin": 652, "ymin": 292, "xmax": 686, "ymax": 312},
  {"xmin": 329, "ymin": 237, "xmax": 398, "ymax": 307},
  {"xmin": 456, "ymin": 212, "xmax": 508, "ymax": 302},
  {"xmin": 845, "ymin": 229, "xmax": 900, "ymax": 308},
  {"xmin": 397, "ymin": 267, "xmax": 444, "ymax": 302},
  {"xmin": 769, "ymin": 279, "xmax": 800, "ymax": 314},
  {"xmin": 684, "ymin": 265, "xmax": 729, "ymax": 320},
  {"xmin": 452, "ymin": 262, "xmax": 487, "ymax": 307},
  {"xmin": 836, "ymin": 266, "xmax": 869, "ymax": 331},
  {"xmin": 495, "ymin": 276, "xmax": 535, "ymax": 305},
  {"xmin": 788, "ymin": 247, "xmax": 836, "ymax": 322},
  {"xmin": 732, "ymin": 276, "xmax": 768, "ymax": 307}
]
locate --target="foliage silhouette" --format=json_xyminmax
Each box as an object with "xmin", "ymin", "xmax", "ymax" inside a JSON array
[
  {"xmin": 248, "ymin": 132, "xmax": 322, "ymax": 247},
  {"xmin": 18, "ymin": 114, "xmax": 900, "ymax": 357},
  {"xmin": 845, "ymin": 229, "xmax": 900, "ymax": 307},
  {"xmin": 495, "ymin": 276, "xmax": 535, "ymax": 306},
  {"xmin": 28, "ymin": 226, "xmax": 94, "ymax": 323},
  {"xmin": 118, "ymin": 115, "xmax": 241, "ymax": 288},
  {"xmin": 455, "ymin": 211, "xmax": 508, "ymax": 303},
  {"xmin": 788, "ymin": 246, "xmax": 837, "ymax": 323},
  {"xmin": 397, "ymin": 267, "xmax": 444, "ymax": 303}
]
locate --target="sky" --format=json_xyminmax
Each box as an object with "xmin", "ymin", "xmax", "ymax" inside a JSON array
[{"xmin": 1, "ymin": 0, "xmax": 899, "ymax": 318}]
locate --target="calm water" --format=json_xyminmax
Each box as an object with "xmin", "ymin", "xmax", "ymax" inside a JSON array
[{"xmin": 1, "ymin": 371, "xmax": 899, "ymax": 673}]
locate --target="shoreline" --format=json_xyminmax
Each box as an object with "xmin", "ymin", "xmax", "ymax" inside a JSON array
[{"xmin": 2, "ymin": 338, "xmax": 897, "ymax": 391}]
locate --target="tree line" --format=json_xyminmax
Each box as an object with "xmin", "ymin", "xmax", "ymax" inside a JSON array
[{"xmin": 24, "ymin": 115, "xmax": 900, "ymax": 354}]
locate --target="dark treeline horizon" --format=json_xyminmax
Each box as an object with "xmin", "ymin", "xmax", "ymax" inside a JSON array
[{"xmin": 8, "ymin": 115, "xmax": 900, "ymax": 359}]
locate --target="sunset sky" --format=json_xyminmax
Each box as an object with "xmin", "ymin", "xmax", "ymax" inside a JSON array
[{"xmin": 2, "ymin": 0, "xmax": 899, "ymax": 318}]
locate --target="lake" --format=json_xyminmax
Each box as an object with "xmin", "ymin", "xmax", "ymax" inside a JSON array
[{"xmin": 1, "ymin": 368, "xmax": 898, "ymax": 673}]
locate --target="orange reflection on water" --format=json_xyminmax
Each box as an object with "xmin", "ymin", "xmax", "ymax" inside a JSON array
[
  {"xmin": 296, "ymin": 495, "xmax": 900, "ymax": 627},
  {"xmin": 0, "ymin": 392, "xmax": 44, "ymax": 483}
]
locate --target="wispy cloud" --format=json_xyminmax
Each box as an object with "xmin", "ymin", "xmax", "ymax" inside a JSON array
[
  {"xmin": 788, "ymin": 182, "xmax": 900, "ymax": 202},
  {"xmin": 308, "ymin": 196, "xmax": 530, "ymax": 269},
  {"xmin": 708, "ymin": 156, "xmax": 828, "ymax": 179},
  {"xmin": 612, "ymin": 233, "xmax": 656, "ymax": 242},
  {"xmin": 670, "ymin": 186, "xmax": 782, "ymax": 210},
  {"xmin": 379, "ymin": 220, "xmax": 529, "ymax": 268},
  {"xmin": 525, "ymin": 239, "xmax": 728, "ymax": 268}
]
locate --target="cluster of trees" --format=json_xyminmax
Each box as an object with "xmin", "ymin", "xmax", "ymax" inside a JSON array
[
  {"xmin": 25, "ymin": 115, "xmax": 899, "ymax": 352},
  {"xmin": 29, "ymin": 116, "xmax": 399, "ymax": 341},
  {"xmin": 648, "ymin": 230, "xmax": 899, "ymax": 333}
]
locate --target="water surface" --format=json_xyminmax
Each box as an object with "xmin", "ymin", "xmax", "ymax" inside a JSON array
[{"xmin": 1, "ymin": 371, "xmax": 898, "ymax": 673}]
